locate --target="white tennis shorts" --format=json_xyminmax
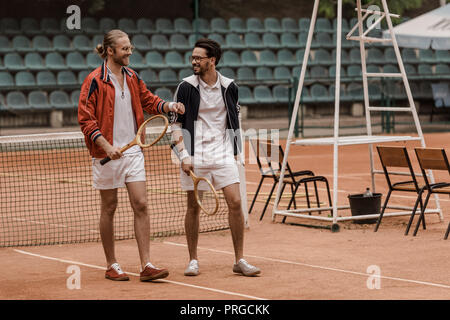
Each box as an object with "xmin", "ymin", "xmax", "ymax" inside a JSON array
[
  {"xmin": 92, "ymin": 152, "xmax": 146, "ymax": 190},
  {"xmin": 180, "ymin": 163, "xmax": 240, "ymax": 191}
]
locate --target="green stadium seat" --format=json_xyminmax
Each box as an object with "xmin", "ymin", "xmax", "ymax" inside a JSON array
[
  {"xmin": 333, "ymin": 32, "xmax": 353, "ymax": 48},
  {"xmin": 71, "ymin": 90, "xmax": 80, "ymax": 107},
  {"xmin": 170, "ymin": 34, "xmax": 190, "ymax": 50},
  {"xmin": 345, "ymin": 82, "xmax": 363, "ymax": 101},
  {"xmin": 367, "ymin": 48, "xmax": 385, "ymax": 64},
  {"xmin": 0, "ymin": 93, "xmax": 7, "ymax": 111},
  {"xmin": 99, "ymin": 18, "xmax": 116, "ymax": 33},
  {"xmin": 208, "ymin": 33, "xmax": 226, "ymax": 47},
  {"xmin": 40, "ymin": 18, "xmax": 60, "ymax": 35},
  {"xmin": 299, "ymin": 18, "xmax": 310, "ymax": 32},
  {"xmin": 151, "ymin": 34, "xmax": 170, "ymax": 50},
  {"xmin": 277, "ymin": 49, "xmax": 296, "ymax": 66},
  {"xmin": 274, "ymin": 66, "xmax": 292, "ymax": 81},
  {"xmin": 15, "ymin": 71, "xmax": 36, "ymax": 86},
  {"xmin": 259, "ymin": 49, "xmax": 277, "ymax": 66},
  {"xmin": 331, "ymin": 49, "xmax": 349, "ymax": 64},
  {"xmin": 262, "ymin": 33, "xmax": 281, "ymax": 49},
  {"xmin": 159, "ymin": 69, "xmax": 177, "ymax": 83},
  {"xmin": 297, "ymin": 32, "xmax": 308, "ymax": 48},
  {"xmin": 53, "ymin": 35, "xmax": 72, "ymax": 52},
  {"xmin": 0, "ymin": 71, "xmax": 14, "ymax": 88},
  {"xmin": 20, "ymin": 18, "xmax": 41, "ymax": 35},
  {"xmin": 189, "ymin": 34, "xmax": 203, "ymax": 47},
  {"xmin": 419, "ymin": 49, "xmax": 436, "ymax": 64},
  {"xmin": 316, "ymin": 32, "xmax": 333, "ymax": 49},
  {"xmin": 272, "ymin": 85, "xmax": 290, "ymax": 103},
  {"xmin": 383, "ymin": 64, "xmax": 400, "ymax": 74},
  {"xmin": 86, "ymin": 52, "xmax": 102, "ymax": 69},
  {"xmin": 0, "ymin": 36, "xmax": 12, "ymax": 53},
  {"xmin": 402, "ymin": 48, "xmax": 418, "ymax": 64},
  {"xmin": 4, "ymin": 53, "xmax": 26, "ymax": 70},
  {"xmin": 310, "ymin": 83, "xmax": 330, "ymax": 102},
  {"xmin": 129, "ymin": 51, "xmax": 146, "ymax": 69},
  {"xmin": 225, "ymin": 33, "xmax": 245, "ymax": 49},
  {"xmin": 140, "ymin": 69, "xmax": 159, "ymax": 84},
  {"xmin": 45, "ymin": 52, "xmax": 66, "ymax": 70},
  {"xmin": 218, "ymin": 67, "xmax": 235, "ymax": 79},
  {"xmin": 50, "ymin": 90, "xmax": 72, "ymax": 110},
  {"xmin": 366, "ymin": 65, "xmax": 381, "ymax": 73},
  {"xmin": 316, "ymin": 18, "xmax": 333, "ymax": 33},
  {"xmin": 211, "ymin": 17, "xmax": 228, "ymax": 33},
  {"xmin": 57, "ymin": 70, "xmax": 77, "ymax": 85},
  {"xmin": 241, "ymin": 50, "xmax": 258, "ymax": 66},
  {"xmin": 222, "ymin": 51, "xmax": 241, "ymax": 67},
  {"xmin": 81, "ymin": 17, "xmax": 100, "ymax": 34},
  {"xmin": 312, "ymin": 49, "xmax": 332, "ymax": 65},
  {"xmin": 132, "ymin": 34, "xmax": 151, "ymax": 51},
  {"xmin": 156, "ymin": 18, "xmax": 175, "ymax": 34},
  {"xmin": 193, "ymin": 18, "xmax": 210, "ymax": 33},
  {"xmin": 436, "ymin": 50, "xmax": 450, "ymax": 63},
  {"xmin": 12, "ymin": 35, "xmax": 33, "ymax": 53},
  {"xmin": 238, "ymin": 86, "xmax": 255, "ymax": 104},
  {"xmin": 72, "ymin": 35, "xmax": 91, "ymax": 52},
  {"xmin": 329, "ymin": 84, "xmax": 346, "ymax": 99},
  {"xmin": 310, "ymin": 66, "xmax": 328, "ymax": 79},
  {"xmin": 1, "ymin": 18, "xmax": 21, "ymax": 35},
  {"xmin": 37, "ymin": 71, "xmax": 57, "ymax": 86},
  {"xmin": 244, "ymin": 33, "xmax": 263, "ymax": 49},
  {"xmin": 280, "ymin": 32, "xmax": 299, "ymax": 49},
  {"xmin": 418, "ymin": 63, "xmax": 433, "ymax": 76},
  {"xmin": 386, "ymin": 82, "xmax": 406, "ymax": 100},
  {"xmin": 154, "ymin": 87, "xmax": 173, "ymax": 101},
  {"xmin": 384, "ymin": 48, "xmax": 397, "ymax": 64},
  {"xmin": 347, "ymin": 65, "xmax": 362, "ymax": 78},
  {"xmin": 93, "ymin": 33, "xmax": 105, "ymax": 46},
  {"xmin": 24, "ymin": 52, "xmax": 45, "ymax": 71},
  {"xmin": 281, "ymin": 17, "xmax": 298, "ymax": 33},
  {"xmin": 7, "ymin": 91, "xmax": 29, "ymax": 111},
  {"xmin": 165, "ymin": 51, "xmax": 185, "ymax": 68},
  {"xmin": 137, "ymin": 18, "xmax": 156, "ymax": 34},
  {"xmin": 173, "ymin": 18, "xmax": 192, "ymax": 34},
  {"xmin": 419, "ymin": 82, "xmax": 433, "ymax": 99},
  {"xmin": 254, "ymin": 85, "xmax": 274, "ymax": 103},
  {"xmin": 404, "ymin": 64, "xmax": 417, "ymax": 77},
  {"xmin": 435, "ymin": 63, "xmax": 450, "ymax": 75},
  {"xmin": 32, "ymin": 35, "xmax": 52, "ymax": 52},
  {"xmin": 264, "ymin": 17, "xmax": 282, "ymax": 33},
  {"xmin": 229, "ymin": 17, "xmax": 246, "ymax": 33},
  {"xmin": 66, "ymin": 52, "xmax": 86, "ymax": 71},
  {"xmin": 333, "ymin": 18, "xmax": 350, "ymax": 32},
  {"xmin": 246, "ymin": 18, "xmax": 264, "ymax": 33},
  {"xmin": 78, "ymin": 70, "xmax": 90, "ymax": 84},
  {"xmin": 118, "ymin": 18, "xmax": 138, "ymax": 34},
  {"xmin": 295, "ymin": 49, "xmax": 307, "ymax": 63},
  {"xmin": 329, "ymin": 65, "xmax": 346, "ymax": 78},
  {"xmin": 184, "ymin": 51, "xmax": 192, "ymax": 66},
  {"xmin": 369, "ymin": 83, "xmax": 382, "ymax": 100},
  {"xmin": 349, "ymin": 48, "xmax": 361, "ymax": 63},
  {"xmin": 29, "ymin": 90, "xmax": 50, "ymax": 110},
  {"xmin": 178, "ymin": 68, "xmax": 193, "ymax": 80},
  {"xmin": 145, "ymin": 51, "xmax": 166, "ymax": 69},
  {"xmin": 237, "ymin": 67, "xmax": 255, "ymax": 81},
  {"xmin": 255, "ymin": 67, "xmax": 274, "ymax": 81}
]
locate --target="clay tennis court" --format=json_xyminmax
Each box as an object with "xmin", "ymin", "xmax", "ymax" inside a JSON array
[{"xmin": 0, "ymin": 132, "xmax": 449, "ymax": 300}]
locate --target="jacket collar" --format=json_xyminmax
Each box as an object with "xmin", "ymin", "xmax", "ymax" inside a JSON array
[
  {"xmin": 183, "ymin": 71, "xmax": 233, "ymax": 90},
  {"xmin": 100, "ymin": 60, "xmax": 133, "ymax": 83}
]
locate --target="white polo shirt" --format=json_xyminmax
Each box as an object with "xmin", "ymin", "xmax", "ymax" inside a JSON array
[
  {"xmin": 194, "ymin": 74, "xmax": 235, "ymax": 168},
  {"xmin": 107, "ymin": 67, "xmax": 140, "ymax": 155}
]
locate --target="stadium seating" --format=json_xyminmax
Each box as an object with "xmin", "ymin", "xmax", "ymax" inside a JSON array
[
  {"xmin": 237, "ymin": 67, "xmax": 255, "ymax": 81},
  {"xmin": 57, "ymin": 71, "xmax": 78, "ymax": 86},
  {"xmin": 211, "ymin": 17, "xmax": 228, "ymax": 33},
  {"xmin": 281, "ymin": 17, "xmax": 298, "ymax": 33},
  {"xmin": 0, "ymin": 72, "xmax": 14, "ymax": 88},
  {"xmin": 154, "ymin": 87, "xmax": 173, "ymax": 101},
  {"xmin": 54, "ymin": 35, "xmax": 72, "ymax": 52},
  {"xmin": 7, "ymin": 91, "xmax": 29, "ymax": 111},
  {"xmin": 50, "ymin": 90, "xmax": 72, "ymax": 109},
  {"xmin": 254, "ymin": 85, "xmax": 273, "ymax": 103},
  {"xmin": 255, "ymin": 67, "xmax": 273, "ymax": 81},
  {"xmin": 273, "ymin": 84, "xmax": 290, "ymax": 103},
  {"xmin": 259, "ymin": 49, "xmax": 277, "ymax": 66},
  {"xmin": 262, "ymin": 33, "xmax": 281, "ymax": 49},
  {"xmin": 15, "ymin": 71, "xmax": 36, "ymax": 87},
  {"xmin": 29, "ymin": 90, "xmax": 50, "ymax": 110},
  {"xmin": 247, "ymin": 18, "xmax": 265, "ymax": 33},
  {"xmin": 118, "ymin": 18, "xmax": 139, "ymax": 35},
  {"xmin": 137, "ymin": 18, "xmax": 156, "ymax": 34},
  {"xmin": 5, "ymin": 53, "xmax": 26, "ymax": 70},
  {"xmin": 174, "ymin": 18, "xmax": 193, "ymax": 34},
  {"xmin": 12, "ymin": 35, "xmax": 33, "ymax": 53},
  {"xmin": 25, "ymin": 52, "xmax": 46, "ymax": 71},
  {"xmin": 36, "ymin": 71, "xmax": 57, "ymax": 86},
  {"xmin": 264, "ymin": 18, "xmax": 282, "ymax": 33},
  {"xmin": 225, "ymin": 33, "xmax": 245, "ymax": 49}
]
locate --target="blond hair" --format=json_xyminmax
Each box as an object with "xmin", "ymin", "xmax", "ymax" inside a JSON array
[{"xmin": 95, "ymin": 29, "xmax": 129, "ymax": 59}]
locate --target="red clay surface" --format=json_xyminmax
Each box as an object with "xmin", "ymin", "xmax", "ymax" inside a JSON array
[{"xmin": 1, "ymin": 132, "xmax": 449, "ymax": 300}]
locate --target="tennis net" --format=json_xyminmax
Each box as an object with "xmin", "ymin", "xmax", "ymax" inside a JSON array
[{"xmin": 0, "ymin": 128, "xmax": 229, "ymax": 247}]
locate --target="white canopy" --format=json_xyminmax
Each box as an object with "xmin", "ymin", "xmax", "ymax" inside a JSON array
[{"xmin": 383, "ymin": 4, "xmax": 450, "ymax": 50}]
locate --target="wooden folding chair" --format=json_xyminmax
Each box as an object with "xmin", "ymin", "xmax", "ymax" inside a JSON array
[
  {"xmin": 374, "ymin": 146, "xmax": 426, "ymax": 233},
  {"xmin": 411, "ymin": 148, "xmax": 450, "ymax": 238},
  {"xmin": 248, "ymin": 138, "xmax": 317, "ymax": 221}
]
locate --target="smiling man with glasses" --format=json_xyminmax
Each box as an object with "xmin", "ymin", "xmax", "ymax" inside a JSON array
[{"xmin": 171, "ymin": 38, "xmax": 261, "ymax": 277}]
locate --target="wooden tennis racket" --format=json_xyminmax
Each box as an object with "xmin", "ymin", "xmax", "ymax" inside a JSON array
[
  {"xmin": 170, "ymin": 143, "xmax": 219, "ymax": 215},
  {"xmin": 100, "ymin": 114, "xmax": 169, "ymax": 165}
]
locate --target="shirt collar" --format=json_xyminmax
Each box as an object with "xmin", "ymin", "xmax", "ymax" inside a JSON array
[{"xmin": 198, "ymin": 73, "xmax": 220, "ymax": 90}]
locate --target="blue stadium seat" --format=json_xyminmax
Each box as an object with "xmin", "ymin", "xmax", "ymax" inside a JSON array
[
  {"xmin": 347, "ymin": 65, "xmax": 362, "ymax": 78},
  {"xmin": 25, "ymin": 52, "xmax": 46, "ymax": 71},
  {"xmin": 298, "ymin": 33, "xmax": 308, "ymax": 47},
  {"xmin": 295, "ymin": 49, "xmax": 307, "ymax": 64},
  {"xmin": 57, "ymin": 70, "xmax": 77, "ymax": 85},
  {"xmin": 329, "ymin": 65, "xmax": 346, "ymax": 78},
  {"xmin": 316, "ymin": 18, "xmax": 333, "ymax": 33},
  {"xmin": 292, "ymin": 66, "xmax": 310, "ymax": 79},
  {"xmin": 72, "ymin": 35, "xmax": 92, "ymax": 52},
  {"xmin": 298, "ymin": 18, "xmax": 310, "ymax": 32},
  {"xmin": 246, "ymin": 18, "xmax": 264, "ymax": 33},
  {"xmin": 132, "ymin": 34, "xmax": 151, "ymax": 51},
  {"xmin": 36, "ymin": 71, "xmax": 57, "ymax": 86},
  {"xmin": 4, "ymin": 53, "xmax": 26, "ymax": 71},
  {"xmin": 254, "ymin": 85, "xmax": 274, "ymax": 103},
  {"xmin": 315, "ymin": 33, "xmax": 333, "ymax": 49},
  {"xmin": 237, "ymin": 67, "xmax": 255, "ymax": 81},
  {"xmin": 383, "ymin": 64, "xmax": 400, "ymax": 74},
  {"xmin": 241, "ymin": 50, "xmax": 259, "ymax": 66},
  {"xmin": 15, "ymin": 71, "xmax": 36, "ymax": 86},
  {"xmin": 12, "ymin": 35, "xmax": 33, "ymax": 53},
  {"xmin": 312, "ymin": 49, "xmax": 332, "ymax": 65},
  {"xmin": 280, "ymin": 32, "xmax": 299, "ymax": 49},
  {"xmin": 78, "ymin": 70, "xmax": 90, "ymax": 85},
  {"xmin": 137, "ymin": 18, "xmax": 156, "ymax": 34},
  {"xmin": 193, "ymin": 18, "xmax": 211, "ymax": 34},
  {"xmin": 208, "ymin": 33, "xmax": 226, "ymax": 47},
  {"xmin": 222, "ymin": 51, "xmax": 241, "ymax": 67},
  {"xmin": 156, "ymin": 18, "xmax": 175, "ymax": 34},
  {"xmin": 404, "ymin": 64, "xmax": 417, "ymax": 77},
  {"xmin": 272, "ymin": 85, "xmax": 290, "ymax": 103},
  {"xmin": 159, "ymin": 68, "xmax": 177, "ymax": 83},
  {"xmin": 244, "ymin": 33, "xmax": 263, "ymax": 49},
  {"xmin": 367, "ymin": 48, "xmax": 385, "ymax": 64},
  {"xmin": 225, "ymin": 33, "xmax": 245, "ymax": 49},
  {"xmin": 238, "ymin": 86, "xmax": 255, "ymax": 104},
  {"xmin": 418, "ymin": 63, "xmax": 433, "ymax": 76},
  {"xmin": 259, "ymin": 49, "xmax": 277, "ymax": 66},
  {"xmin": 170, "ymin": 34, "xmax": 190, "ymax": 50},
  {"xmin": 7, "ymin": 91, "xmax": 29, "ymax": 111},
  {"xmin": 45, "ymin": 52, "xmax": 66, "ymax": 70},
  {"xmin": 345, "ymin": 82, "xmax": 363, "ymax": 101},
  {"xmin": 129, "ymin": 51, "xmax": 147, "ymax": 69},
  {"xmin": 264, "ymin": 17, "xmax": 282, "ymax": 33},
  {"xmin": 310, "ymin": 66, "xmax": 328, "ymax": 79},
  {"xmin": 53, "ymin": 35, "xmax": 72, "ymax": 52},
  {"xmin": 140, "ymin": 69, "xmax": 158, "ymax": 84},
  {"xmin": 384, "ymin": 47, "xmax": 397, "ymax": 64},
  {"xmin": 0, "ymin": 71, "xmax": 14, "ymax": 88},
  {"xmin": 262, "ymin": 33, "xmax": 281, "ymax": 49},
  {"xmin": 211, "ymin": 17, "xmax": 228, "ymax": 33},
  {"xmin": 66, "ymin": 52, "xmax": 87, "ymax": 71},
  {"xmin": 349, "ymin": 48, "xmax": 361, "ymax": 64},
  {"xmin": 86, "ymin": 52, "xmax": 102, "ymax": 69},
  {"xmin": 0, "ymin": 36, "xmax": 12, "ymax": 53},
  {"xmin": 174, "ymin": 18, "xmax": 193, "ymax": 34},
  {"xmin": 32, "ymin": 35, "xmax": 52, "ymax": 52},
  {"xmin": 50, "ymin": 90, "xmax": 72, "ymax": 110},
  {"xmin": 277, "ymin": 49, "xmax": 296, "ymax": 66},
  {"xmin": 145, "ymin": 51, "xmax": 166, "ymax": 69},
  {"xmin": 281, "ymin": 17, "xmax": 298, "ymax": 33},
  {"xmin": 274, "ymin": 66, "xmax": 292, "ymax": 81},
  {"xmin": 310, "ymin": 83, "xmax": 330, "ymax": 102},
  {"xmin": 29, "ymin": 90, "xmax": 50, "ymax": 110},
  {"xmin": 178, "ymin": 68, "xmax": 193, "ymax": 80},
  {"xmin": 165, "ymin": 51, "xmax": 185, "ymax": 68},
  {"xmin": 435, "ymin": 63, "xmax": 450, "ymax": 76},
  {"xmin": 151, "ymin": 34, "xmax": 170, "ymax": 50},
  {"xmin": 154, "ymin": 87, "xmax": 173, "ymax": 101},
  {"xmin": 118, "ymin": 18, "xmax": 139, "ymax": 34},
  {"xmin": 436, "ymin": 50, "xmax": 450, "ymax": 63},
  {"xmin": 402, "ymin": 48, "xmax": 418, "ymax": 64},
  {"xmin": 329, "ymin": 84, "xmax": 346, "ymax": 100},
  {"xmin": 229, "ymin": 17, "xmax": 246, "ymax": 33},
  {"xmin": 255, "ymin": 67, "xmax": 274, "ymax": 81}
]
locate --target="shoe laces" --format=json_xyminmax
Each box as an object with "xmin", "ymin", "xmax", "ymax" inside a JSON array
[
  {"xmin": 188, "ymin": 259, "xmax": 199, "ymax": 268},
  {"xmin": 110, "ymin": 263, "xmax": 124, "ymax": 274},
  {"xmin": 238, "ymin": 259, "xmax": 253, "ymax": 268}
]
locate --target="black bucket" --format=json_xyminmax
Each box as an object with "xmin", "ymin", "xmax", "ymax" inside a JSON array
[{"xmin": 347, "ymin": 193, "xmax": 382, "ymax": 224}]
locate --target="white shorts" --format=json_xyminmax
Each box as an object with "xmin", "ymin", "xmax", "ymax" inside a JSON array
[
  {"xmin": 180, "ymin": 164, "xmax": 240, "ymax": 191},
  {"xmin": 92, "ymin": 152, "xmax": 146, "ymax": 190}
]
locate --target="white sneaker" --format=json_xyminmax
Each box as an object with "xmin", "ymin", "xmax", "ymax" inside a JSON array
[
  {"xmin": 233, "ymin": 259, "xmax": 261, "ymax": 276},
  {"xmin": 184, "ymin": 259, "xmax": 199, "ymax": 276}
]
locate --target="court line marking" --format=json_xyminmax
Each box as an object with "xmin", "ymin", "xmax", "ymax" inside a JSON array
[
  {"xmin": 164, "ymin": 242, "xmax": 450, "ymax": 290},
  {"xmin": 13, "ymin": 249, "xmax": 266, "ymax": 300}
]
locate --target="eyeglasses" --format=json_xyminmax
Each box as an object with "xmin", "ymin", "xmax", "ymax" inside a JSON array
[
  {"xmin": 119, "ymin": 45, "xmax": 135, "ymax": 53},
  {"xmin": 189, "ymin": 55, "xmax": 210, "ymax": 63}
]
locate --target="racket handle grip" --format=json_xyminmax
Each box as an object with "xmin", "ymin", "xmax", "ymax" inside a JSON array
[{"xmin": 100, "ymin": 156, "xmax": 111, "ymax": 165}]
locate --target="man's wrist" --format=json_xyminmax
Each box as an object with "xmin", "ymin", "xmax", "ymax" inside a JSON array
[{"xmin": 179, "ymin": 149, "xmax": 190, "ymax": 161}]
